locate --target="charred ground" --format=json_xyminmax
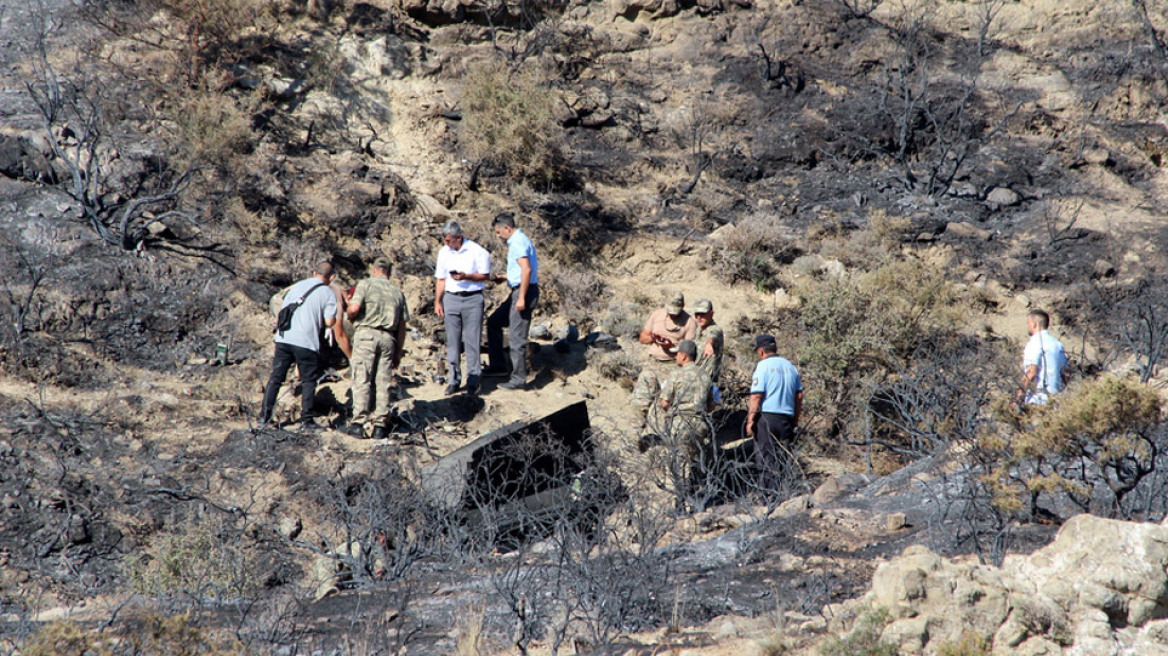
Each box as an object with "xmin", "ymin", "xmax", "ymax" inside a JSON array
[{"xmin": 3, "ymin": 0, "xmax": 1168, "ymax": 653}]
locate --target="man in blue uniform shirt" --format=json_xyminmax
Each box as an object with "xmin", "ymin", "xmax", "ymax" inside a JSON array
[
  {"xmin": 486, "ymin": 212, "xmax": 540, "ymax": 390},
  {"xmin": 747, "ymin": 334, "xmax": 803, "ymax": 494}
]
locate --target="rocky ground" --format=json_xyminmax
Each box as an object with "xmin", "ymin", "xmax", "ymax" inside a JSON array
[{"xmin": 3, "ymin": 0, "xmax": 1168, "ymax": 653}]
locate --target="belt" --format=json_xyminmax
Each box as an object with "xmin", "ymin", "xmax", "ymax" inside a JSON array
[
  {"xmin": 510, "ymin": 282, "xmax": 539, "ymax": 290},
  {"xmin": 446, "ymin": 289, "xmax": 482, "ymax": 297},
  {"xmin": 360, "ymin": 324, "xmax": 397, "ymax": 332}
]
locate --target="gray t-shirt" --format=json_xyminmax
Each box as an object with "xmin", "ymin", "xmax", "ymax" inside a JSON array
[{"xmin": 275, "ymin": 277, "xmax": 337, "ymax": 352}]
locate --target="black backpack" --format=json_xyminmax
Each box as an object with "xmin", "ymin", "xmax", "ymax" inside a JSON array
[{"xmin": 275, "ymin": 282, "xmax": 326, "ymax": 337}]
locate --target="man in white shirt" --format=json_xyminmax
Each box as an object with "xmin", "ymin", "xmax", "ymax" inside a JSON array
[
  {"xmin": 434, "ymin": 221, "xmax": 491, "ymax": 395},
  {"xmin": 1017, "ymin": 309, "xmax": 1067, "ymax": 406}
]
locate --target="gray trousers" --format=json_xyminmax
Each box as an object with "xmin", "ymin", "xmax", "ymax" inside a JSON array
[
  {"xmin": 488, "ymin": 284, "xmax": 539, "ymax": 385},
  {"xmin": 443, "ymin": 291, "xmax": 484, "ymax": 384}
]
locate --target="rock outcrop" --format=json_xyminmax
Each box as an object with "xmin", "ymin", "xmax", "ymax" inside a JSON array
[{"xmin": 829, "ymin": 514, "xmax": 1168, "ymax": 655}]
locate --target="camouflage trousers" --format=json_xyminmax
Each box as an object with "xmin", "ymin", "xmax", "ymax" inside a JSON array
[
  {"xmin": 350, "ymin": 328, "xmax": 397, "ymax": 430},
  {"xmin": 632, "ymin": 359, "xmax": 676, "ymax": 412},
  {"xmin": 646, "ymin": 415, "xmax": 711, "ymax": 510}
]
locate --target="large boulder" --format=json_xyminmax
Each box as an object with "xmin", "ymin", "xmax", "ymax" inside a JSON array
[
  {"xmin": 1004, "ymin": 514, "xmax": 1168, "ymax": 628},
  {"xmin": 838, "ymin": 514, "xmax": 1168, "ymax": 654},
  {"xmin": 867, "ymin": 546, "xmax": 1013, "ymax": 650}
]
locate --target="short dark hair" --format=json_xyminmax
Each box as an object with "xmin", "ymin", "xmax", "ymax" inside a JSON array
[
  {"xmin": 315, "ymin": 261, "xmax": 334, "ymax": 278},
  {"xmin": 1028, "ymin": 309, "xmax": 1050, "ymax": 329},
  {"xmin": 492, "ymin": 212, "xmax": 517, "ymax": 229},
  {"xmin": 752, "ymin": 334, "xmax": 777, "ymax": 352}
]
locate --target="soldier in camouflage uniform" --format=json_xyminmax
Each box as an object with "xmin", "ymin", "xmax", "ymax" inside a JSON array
[
  {"xmin": 648, "ymin": 340, "xmax": 713, "ymax": 510},
  {"xmin": 343, "ymin": 257, "xmax": 409, "ymax": 439},
  {"xmin": 657, "ymin": 340, "xmax": 714, "ymax": 454},
  {"xmin": 692, "ymin": 298, "xmax": 724, "ymax": 384}
]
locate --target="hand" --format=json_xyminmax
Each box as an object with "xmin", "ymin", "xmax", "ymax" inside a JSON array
[
  {"xmin": 450, "ymin": 272, "xmax": 464, "ymax": 281},
  {"xmin": 493, "ymin": 274, "xmax": 507, "ymax": 283},
  {"xmin": 516, "ymin": 297, "xmax": 526, "ymax": 312},
  {"xmin": 703, "ymin": 341, "xmax": 715, "ymax": 357},
  {"xmin": 746, "ymin": 420, "xmax": 755, "ymax": 437},
  {"xmin": 434, "ymin": 301, "xmax": 445, "ymax": 319}
]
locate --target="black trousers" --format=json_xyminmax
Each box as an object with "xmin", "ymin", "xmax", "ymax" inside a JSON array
[
  {"xmin": 755, "ymin": 412, "xmax": 796, "ymax": 494},
  {"xmin": 260, "ymin": 342, "xmax": 323, "ymax": 424},
  {"xmin": 487, "ymin": 284, "xmax": 539, "ymax": 385}
]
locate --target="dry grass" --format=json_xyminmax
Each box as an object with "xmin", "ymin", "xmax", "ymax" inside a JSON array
[
  {"xmin": 23, "ymin": 613, "xmax": 242, "ymax": 656},
  {"xmin": 461, "ymin": 59, "xmax": 565, "ymax": 186},
  {"xmin": 544, "ymin": 268, "xmax": 608, "ymax": 329},
  {"xmin": 708, "ymin": 213, "xmax": 796, "ymax": 291},
  {"xmin": 176, "ymin": 89, "xmax": 256, "ymax": 168},
  {"xmin": 454, "ymin": 604, "xmax": 487, "ymax": 656}
]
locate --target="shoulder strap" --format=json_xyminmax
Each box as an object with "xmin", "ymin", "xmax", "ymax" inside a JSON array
[
  {"xmin": 293, "ymin": 282, "xmax": 327, "ymax": 307},
  {"xmin": 1037, "ymin": 333, "xmax": 1047, "ymax": 393}
]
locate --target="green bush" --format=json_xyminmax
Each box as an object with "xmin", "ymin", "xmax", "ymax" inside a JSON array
[
  {"xmin": 176, "ymin": 89, "xmax": 255, "ymax": 167},
  {"xmin": 980, "ymin": 375, "xmax": 1164, "ymax": 518},
  {"xmin": 791, "ymin": 257, "xmax": 965, "ymax": 441},
  {"xmin": 125, "ymin": 519, "xmax": 260, "ymax": 599},
  {"xmin": 820, "ymin": 607, "xmax": 898, "ymax": 656},
  {"xmin": 708, "ymin": 213, "xmax": 796, "ymax": 291},
  {"xmin": 461, "ymin": 60, "xmax": 565, "ymax": 186}
]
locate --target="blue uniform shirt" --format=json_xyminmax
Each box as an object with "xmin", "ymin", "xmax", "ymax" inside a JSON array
[
  {"xmin": 505, "ymin": 229, "xmax": 539, "ymax": 287},
  {"xmin": 750, "ymin": 355, "xmax": 802, "ymax": 416}
]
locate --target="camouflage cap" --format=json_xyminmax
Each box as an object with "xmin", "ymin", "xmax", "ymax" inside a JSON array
[
  {"xmin": 666, "ymin": 291, "xmax": 685, "ymax": 314},
  {"xmin": 692, "ymin": 298, "xmax": 713, "ymax": 314},
  {"xmin": 677, "ymin": 339, "xmax": 698, "ymax": 358}
]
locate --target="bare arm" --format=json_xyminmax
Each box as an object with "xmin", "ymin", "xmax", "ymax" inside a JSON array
[
  {"xmin": 1016, "ymin": 364, "xmax": 1038, "ymax": 402},
  {"xmin": 747, "ymin": 392, "xmax": 762, "ymax": 436},
  {"xmin": 793, "ymin": 390, "xmax": 803, "ymax": 427},
  {"xmin": 639, "ymin": 314, "xmax": 655, "ymax": 345},
  {"xmin": 449, "ymin": 272, "xmax": 492, "ymax": 282},
  {"xmin": 515, "ymin": 257, "xmax": 532, "ymax": 311},
  {"xmin": 434, "ymin": 278, "xmax": 446, "ymax": 318}
]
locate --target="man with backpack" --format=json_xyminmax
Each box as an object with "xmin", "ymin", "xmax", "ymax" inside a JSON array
[{"xmin": 259, "ymin": 261, "xmax": 338, "ymax": 431}]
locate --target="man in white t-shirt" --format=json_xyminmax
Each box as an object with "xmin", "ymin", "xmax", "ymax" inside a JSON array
[
  {"xmin": 434, "ymin": 221, "xmax": 492, "ymax": 395},
  {"xmin": 1017, "ymin": 309, "xmax": 1067, "ymax": 406},
  {"xmin": 260, "ymin": 261, "xmax": 338, "ymax": 431}
]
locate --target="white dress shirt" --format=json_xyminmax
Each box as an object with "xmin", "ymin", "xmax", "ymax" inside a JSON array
[{"xmin": 434, "ymin": 239, "xmax": 491, "ymax": 292}]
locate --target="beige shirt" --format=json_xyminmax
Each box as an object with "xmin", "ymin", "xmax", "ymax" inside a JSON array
[
  {"xmin": 643, "ymin": 308, "xmax": 698, "ymax": 361},
  {"xmin": 350, "ymin": 277, "xmax": 409, "ymax": 332}
]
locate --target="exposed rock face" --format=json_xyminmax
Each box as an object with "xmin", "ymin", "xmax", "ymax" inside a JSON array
[
  {"xmin": 0, "ymin": 133, "xmax": 55, "ymax": 183},
  {"xmin": 833, "ymin": 514, "xmax": 1168, "ymax": 655}
]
